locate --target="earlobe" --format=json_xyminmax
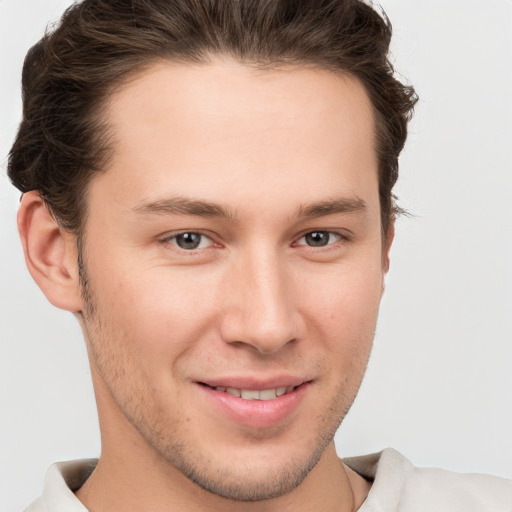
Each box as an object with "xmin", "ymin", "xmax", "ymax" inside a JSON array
[{"xmin": 17, "ymin": 191, "xmax": 83, "ymax": 312}]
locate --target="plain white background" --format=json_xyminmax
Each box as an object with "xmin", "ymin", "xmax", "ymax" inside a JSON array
[{"xmin": 1, "ymin": 1, "xmax": 511, "ymax": 510}]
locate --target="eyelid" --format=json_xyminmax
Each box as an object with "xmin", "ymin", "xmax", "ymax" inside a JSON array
[
  {"xmin": 159, "ymin": 230, "xmax": 218, "ymax": 250},
  {"xmin": 158, "ymin": 228, "xmax": 350, "ymax": 251},
  {"xmin": 293, "ymin": 229, "xmax": 350, "ymax": 247}
]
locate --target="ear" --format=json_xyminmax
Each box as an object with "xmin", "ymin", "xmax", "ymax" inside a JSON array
[
  {"xmin": 382, "ymin": 220, "xmax": 395, "ymax": 274},
  {"xmin": 17, "ymin": 191, "xmax": 83, "ymax": 312}
]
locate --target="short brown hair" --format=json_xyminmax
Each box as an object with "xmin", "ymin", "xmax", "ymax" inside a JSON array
[{"xmin": 8, "ymin": 0, "xmax": 417, "ymax": 236}]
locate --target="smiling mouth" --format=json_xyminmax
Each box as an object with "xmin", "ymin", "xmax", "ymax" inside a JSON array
[{"xmin": 200, "ymin": 383, "xmax": 299, "ymax": 401}]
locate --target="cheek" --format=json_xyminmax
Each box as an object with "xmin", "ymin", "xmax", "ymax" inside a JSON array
[
  {"xmin": 301, "ymin": 261, "xmax": 383, "ymax": 354},
  {"xmin": 91, "ymin": 261, "xmax": 220, "ymax": 361}
]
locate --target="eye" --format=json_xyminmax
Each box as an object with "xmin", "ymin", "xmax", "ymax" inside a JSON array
[
  {"xmin": 296, "ymin": 231, "xmax": 342, "ymax": 247},
  {"xmin": 168, "ymin": 232, "xmax": 213, "ymax": 250}
]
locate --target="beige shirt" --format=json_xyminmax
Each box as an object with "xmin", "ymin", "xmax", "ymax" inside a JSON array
[{"xmin": 25, "ymin": 448, "xmax": 512, "ymax": 511}]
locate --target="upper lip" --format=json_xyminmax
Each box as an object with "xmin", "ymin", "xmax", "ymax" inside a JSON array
[{"xmin": 198, "ymin": 376, "xmax": 309, "ymax": 390}]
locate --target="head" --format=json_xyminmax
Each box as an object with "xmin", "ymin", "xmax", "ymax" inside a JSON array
[{"xmin": 10, "ymin": 0, "xmax": 416, "ymax": 505}]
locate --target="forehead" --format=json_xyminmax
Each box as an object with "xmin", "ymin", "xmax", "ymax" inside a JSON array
[{"xmin": 93, "ymin": 59, "xmax": 378, "ymax": 217}]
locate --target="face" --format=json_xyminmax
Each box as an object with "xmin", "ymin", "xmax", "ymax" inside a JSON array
[{"xmin": 79, "ymin": 59, "xmax": 387, "ymax": 500}]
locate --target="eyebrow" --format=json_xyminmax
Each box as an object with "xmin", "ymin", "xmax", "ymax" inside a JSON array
[
  {"xmin": 130, "ymin": 195, "xmax": 366, "ymax": 221},
  {"xmin": 296, "ymin": 197, "xmax": 367, "ymax": 219},
  {"xmin": 130, "ymin": 196, "xmax": 238, "ymax": 222}
]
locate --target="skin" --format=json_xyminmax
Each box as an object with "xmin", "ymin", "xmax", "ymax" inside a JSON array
[{"xmin": 19, "ymin": 59, "xmax": 390, "ymax": 511}]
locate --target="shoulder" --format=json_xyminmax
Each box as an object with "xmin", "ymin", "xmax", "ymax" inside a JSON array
[
  {"xmin": 408, "ymin": 466, "xmax": 512, "ymax": 510},
  {"xmin": 23, "ymin": 459, "xmax": 97, "ymax": 512},
  {"xmin": 24, "ymin": 497, "xmax": 46, "ymax": 512},
  {"xmin": 344, "ymin": 448, "xmax": 512, "ymax": 512}
]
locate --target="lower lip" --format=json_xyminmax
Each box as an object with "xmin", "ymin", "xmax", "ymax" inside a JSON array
[{"xmin": 198, "ymin": 383, "xmax": 310, "ymax": 429}]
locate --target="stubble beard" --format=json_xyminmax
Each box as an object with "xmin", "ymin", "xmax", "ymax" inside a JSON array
[
  {"xmin": 145, "ymin": 375, "xmax": 360, "ymax": 502},
  {"xmin": 77, "ymin": 241, "xmax": 369, "ymax": 502}
]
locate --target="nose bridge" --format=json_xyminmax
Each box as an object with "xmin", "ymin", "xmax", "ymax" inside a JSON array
[{"xmin": 221, "ymin": 244, "xmax": 298, "ymax": 353}]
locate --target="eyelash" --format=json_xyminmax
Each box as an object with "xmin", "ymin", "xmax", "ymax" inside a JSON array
[
  {"xmin": 161, "ymin": 230, "xmax": 349, "ymax": 253},
  {"xmin": 161, "ymin": 231, "xmax": 217, "ymax": 252},
  {"xmin": 293, "ymin": 231, "xmax": 345, "ymax": 248}
]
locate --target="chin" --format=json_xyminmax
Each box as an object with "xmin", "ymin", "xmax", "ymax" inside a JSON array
[
  {"xmin": 167, "ymin": 444, "xmax": 325, "ymax": 502},
  {"xmin": 143, "ymin": 409, "xmax": 340, "ymax": 502}
]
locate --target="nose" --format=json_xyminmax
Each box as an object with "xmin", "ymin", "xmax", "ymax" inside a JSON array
[{"xmin": 219, "ymin": 247, "xmax": 302, "ymax": 355}]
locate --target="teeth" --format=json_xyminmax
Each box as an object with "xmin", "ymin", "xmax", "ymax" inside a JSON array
[
  {"xmin": 226, "ymin": 387, "xmax": 241, "ymax": 397},
  {"xmin": 241, "ymin": 389, "xmax": 260, "ymax": 400},
  {"xmin": 259, "ymin": 388, "xmax": 277, "ymax": 400},
  {"xmin": 276, "ymin": 387, "xmax": 287, "ymax": 397},
  {"xmin": 215, "ymin": 386, "xmax": 296, "ymax": 400}
]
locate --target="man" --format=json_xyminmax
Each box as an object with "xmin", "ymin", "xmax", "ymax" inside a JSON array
[{"xmin": 5, "ymin": 0, "xmax": 511, "ymax": 510}]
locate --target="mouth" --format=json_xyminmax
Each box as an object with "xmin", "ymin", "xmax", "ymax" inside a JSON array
[
  {"xmin": 199, "ymin": 383, "xmax": 299, "ymax": 401},
  {"xmin": 197, "ymin": 380, "xmax": 310, "ymax": 428}
]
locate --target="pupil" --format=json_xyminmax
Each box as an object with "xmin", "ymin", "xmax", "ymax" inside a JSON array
[
  {"xmin": 177, "ymin": 233, "xmax": 201, "ymax": 249},
  {"xmin": 306, "ymin": 231, "xmax": 328, "ymax": 247}
]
